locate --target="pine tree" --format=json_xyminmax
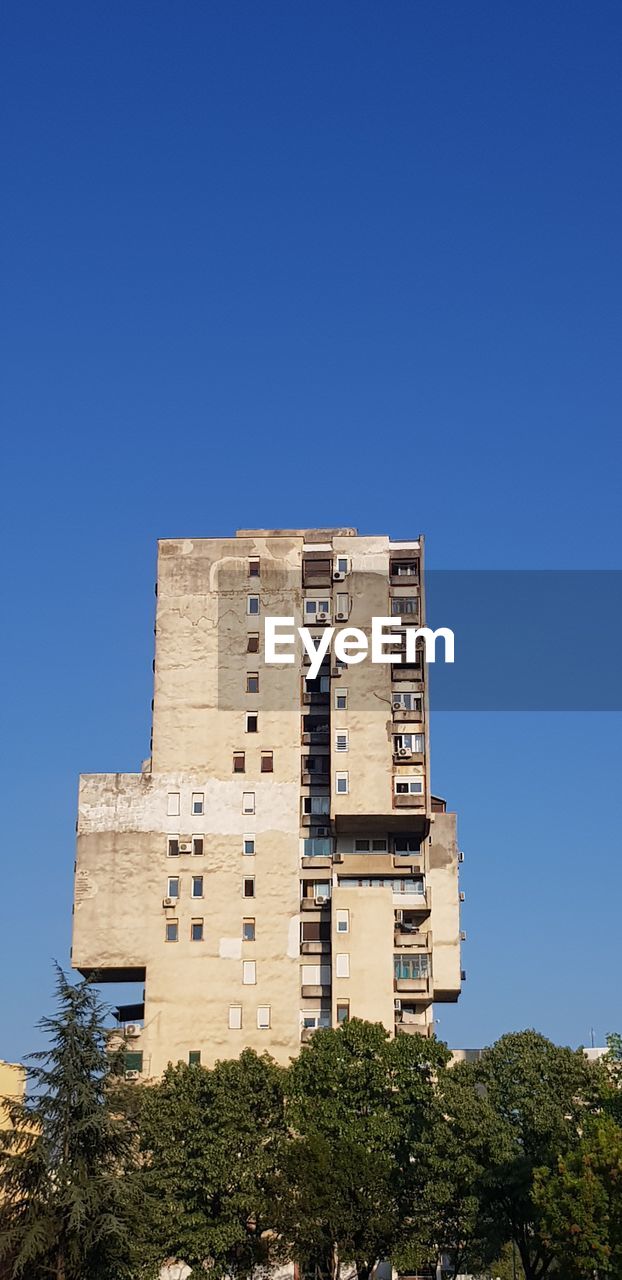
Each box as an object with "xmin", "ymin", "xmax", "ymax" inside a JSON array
[{"xmin": 0, "ymin": 964, "xmax": 144, "ymax": 1280}]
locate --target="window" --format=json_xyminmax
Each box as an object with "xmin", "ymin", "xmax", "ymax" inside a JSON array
[
  {"xmin": 302, "ymin": 1010, "xmax": 331, "ymax": 1029},
  {"xmin": 391, "ymin": 559, "xmax": 419, "ymax": 577},
  {"xmin": 188, "ymin": 1050, "xmax": 201, "ymax": 1065},
  {"xmin": 167, "ymin": 837, "xmax": 180, "ymax": 857},
  {"xmin": 192, "ymin": 792, "xmax": 204, "ymax": 815},
  {"xmin": 394, "ymin": 733, "xmax": 425, "ymax": 753},
  {"xmin": 394, "ymin": 953, "xmax": 430, "ymax": 980},
  {"xmin": 336, "ymin": 953, "xmax": 350, "ymax": 978},
  {"xmin": 229, "ymin": 1005, "xmax": 242, "ymax": 1030},
  {"xmin": 260, "ymin": 751, "xmax": 273, "ymax": 772},
  {"xmin": 191, "ymin": 919, "xmax": 204, "ymax": 941},
  {"xmin": 165, "ymin": 920, "xmax": 178, "ymax": 942},
  {"xmin": 304, "ymin": 599, "xmax": 330, "ymax": 619},
  {"xmin": 335, "ymin": 731, "xmax": 349, "ymax": 753},
  {"xmin": 303, "ymin": 837, "xmax": 332, "ymax": 857},
  {"xmin": 336, "ymin": 557, "xmax": 349, "ymax": 574},
  {"xmin": 257, "ymin": 1006, "xmax": 271, "ymax": 1029},
  {"xmin": 242, "ymin": 836, "xmax": 255, "ymax": 856},
  {"xmin": 193, "ymin": 837, "xmax": 204, "ymax": 856},
  {"xmin": 243, "ymin": 917, "xmax": 256, "ymax": 941},
  {"xmin": 301, "ymin": 963, "xmax": 331, "ymax": 986},
  {"xmin": 242, "ymin": 792, "xmax": 255, "ymax": 814},
  {"xmin": 353, "ymin": 838, "xmax": 388, "ymax": 853},
  {"xmin": 303, "ymin": 795, "xmax": 330, "ymax": 815},
  {"xmin": 191, "ymin": 875, "xmax": 204, "ymax": 898},
  {"xmin": 338, "ymin": 875, "xmax": 424, "ymax": 895},
  {"xmin": 336, "ymin": 909, "xmax": 349, "ymax": 934},
  {"xmin": 167, "ymin": 877, "xmax": 180, "ymax": 898},
  {"xmin": 246, "ymin": 672, "xmax": 259, "ymax": 694},
  {"xmin": 246, "ymin": 712, "xmax": 258, "ymax": 733},
  {"xmin": 335, "ymin": 592, "xmax": 349, "ymax": 617},
  {"xmin": 335, "ymin": 688, "xmax": 348, "ymax": 710},
  {"xmin": 394, "ymin": 837, "xmax": 421, "ymax": 855},
  {"xmin": 391, "ymin": 692, "xmax": 421, "ymax": 712},
  {"xmin": 247, "ymin": 633, "xmax": 259, "ymax": 653},
  {"xmin": 335, "ymin": 772, "xmax": 349, "ymax": 795},
  {"xmin": 124, "ymin": 1050, "xmax": 143, "ymax": 1074},
  {"xmin": 248, "ymin": 558, "xmax": 260, "ymax": 577},
  {"xmin": 336, "ymin": 1001, "xmax": 350, "ymax": 1024},
  {"xmin": 391, "ymin": 596, "xmax": 419, "ymax": 616},
  {"xmin": 247, "ymin": 595, "xmax": 260, "ymax": 615},
  {"xmin": 394, "ymin": 777, "xmax": 424, "ymax": 795},
  {"xmin": 167, "ymin": 792, "xmax": 180, "ymax": 817},
  {"xmin": 243, "ymin": 877, "xmax": 255, "ymax": 898},
  {"xmin": 243, "ymin": 960, "xmax": 256, "ymax": 985},
  {"xmin": 233, "ymin": 752, "xmax": 246, "ymax": 772},
  {"xmin": 311, "ymin": 880, "xmax": 331, "ymax": 898}
]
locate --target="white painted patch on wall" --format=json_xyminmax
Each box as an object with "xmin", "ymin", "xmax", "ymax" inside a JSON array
[
  {"xmin": 287, "ymin": 915, "xmax": 301, "ymax": 959},
  {"xmin": 219, "ymin": 937, "xmax": 242, "ymax": 960}
]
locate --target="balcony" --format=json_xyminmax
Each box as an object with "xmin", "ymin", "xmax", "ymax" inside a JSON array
[
  {"xmin": 394, "ymin": 975, "xmax": 432, "ymax": 997},
  {"xmin": 392, "ymin": 666, "xmax": 424, "ymax": 683},
  {"xmin": 301, "ymin": 985, "xmax": 331, "ymax": 999},
  {"xmin": 300, "ymin": 940, "xmax": 330, "ymax": 955},
  {"xmin": 394, "ymin": 927, "xmax": 431, "ymax": 950},
  {"xmin": 392, "ymin": 750, "xmax": 425, "ymax": 766},
  {"xmin": 395, "ymin": 1019, "xmax": 434, "ymax": 1038},
  {"xmin": 392, "ymin": 707, "xmax": 424, "ymax": 722},
  {"xmin": 392, "ymin": 854, "xmax": 424, "ymax": 873},
  {"xmin": 393, "ymin": 793, "xmax": 426, "ymax": 810},
  {"xmin": 300, "ymin": 897, "xmax": 331, "ymax": 912},
  {"xmin": 302, "ymin": 730, "xmax": 330, "ymax": 746},
  {"xmin": 303, "ymin": 690, "xmax": 330, "ymax": 706}
]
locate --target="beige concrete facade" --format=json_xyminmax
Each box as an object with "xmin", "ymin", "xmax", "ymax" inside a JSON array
[
  {"xmin": 0, "ymin": 1060, "xmax": 25, "ymax": 1132},
  {"xmin": 72, "ymin": 529, "xmax": 462, "ymax": 1077}
]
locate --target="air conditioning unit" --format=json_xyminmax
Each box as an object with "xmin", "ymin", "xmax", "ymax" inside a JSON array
[
  {"xmin": 392, "ymin": 699, "xmax": 403, "ymax": 710},
  {"xmin": 125, "ymin": 1024, "xmax": 141, "ymax": 1039},
  {"xmin": 336, "ymin": 611, "xmax": 347, "ymax": 621},
  {"xmin": 460, "ymin": 930, "xmax": 467, "ymax": 941},
  {"xmin": 314, "ymin": 894, "xmax": 328, "ymax": 906},
  {"xmin": 459, "ymin": 891, "xmax": 466, "ymax": 902},
  {"xmin": 333, "ymin": 570, "xmax": 346, "ymax": 581},
  {"xmin": 162, "ymin": 897, "xmax": 176, "ymax": 908},
  {"xmin": 458, "ymin": 850, "xmax": 465, "ymax": 862},
  {"xmin": 178, "ymin": 841, "xmax": 192, "ymax": 854},
  {"xmin": 394, "ymin": 998, "xmax": 402, "ymax": 1012},
  {"xmin": 333, "ymin": 850, "xmax": 344, "ymax": 863},
  {"xmin": 398, "ymin": 747, "xmax": 412, "ymax": 758},
  {"xmin": 317, "ymin": 611, "xmax": 328, "ymax": 622},
  {"xmin": 125, "ymin": 1070, "xmax": 140, "ymax": 1081}
]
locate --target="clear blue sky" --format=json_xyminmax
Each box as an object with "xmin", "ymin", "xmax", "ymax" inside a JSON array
[{"xmin": 1, "ymin": 1, "xmax": 620, "ymax": 1059}]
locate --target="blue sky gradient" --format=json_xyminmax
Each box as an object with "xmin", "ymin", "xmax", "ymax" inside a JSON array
[{"xmin": 1, "ymin": 1, "xmax": 620, "ymax": 1057}]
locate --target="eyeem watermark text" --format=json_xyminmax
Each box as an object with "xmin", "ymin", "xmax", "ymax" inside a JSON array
[{"xmin": 265, "ymin": 617, "xmax": 455, "ymax": 680}]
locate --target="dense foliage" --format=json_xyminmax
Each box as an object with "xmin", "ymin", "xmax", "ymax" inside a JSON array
[{"xmin": 1, "ymin": 971, "xmax": 620, "ymax": 1280}]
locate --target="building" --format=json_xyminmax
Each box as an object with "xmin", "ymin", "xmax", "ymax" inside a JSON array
[
  {"xmin": 72, "ymin": 529, "xmax": 462, "ymax": 1076},
  {"xmin": 0, "ymin": 1060, "xmax": 26, "ymax": 1132}
]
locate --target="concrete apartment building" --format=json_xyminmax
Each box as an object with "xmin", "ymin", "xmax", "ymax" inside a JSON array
[{"xmin": 72, "ymin": 529, "xmax": 462, "ymax": 1077}]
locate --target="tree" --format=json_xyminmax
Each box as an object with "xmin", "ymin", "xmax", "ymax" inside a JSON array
[
  {"xmin": 0, "ymin": 965, "xmax": 143, "ymax": 1280},
  {"xmin": 533, "ymin": 1114, "xmax": 622, "ymax": 1279},
  {"xmin": 279, "ymin": 1018, "xmax": 448, "ymax": 1280},
  {"xmin": 396, "ymin": 1061, "xmax": 509, "ymax": 1279},
  {"xmin": 137, "ymin": 1049, "xmax": 286, "ymax": 1278},
  {"xmin": 473, "ymin": 1030, "xmax": 602, "ymax": 1280}
]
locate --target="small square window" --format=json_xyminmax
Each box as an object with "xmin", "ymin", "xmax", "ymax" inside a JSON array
[
  {"xmin": 247, "ymin": 595, "xmax": 260, "ymax": 615},
  {"xmin": 192, "ymin": 792, "xmax": 204, "ymax": 815},
  {"xmin": 242, "ymin": 792, "xmax": 255, "ymax": 814},
  {"xmin": 335, "ymin": 731, "xmax": 348, "ymax": 753},
  {"xmin": 191, "ymin": 919, "xmax": 204, "ymax": 941},
  {"xmin": 243, "ymin": 836, "xmax": 255, "ymax": 856},
  {"xmin": 243, "ymin": 960, "xmax": 256, "ymax": 985},
  {"xmin": 193, "ymin": 837, "xmax": 204, "ymax": 856},
  {"xmin": 336, "ymin": 909, "xmax": 349, "ymax": 934},
  {"xmin": 261, "ymin": 751, "xmax": 273, "ymax": 773},
  {"xmin": 249, "ymin": 558, "xmax": 260, "ymax": 578},
  {"xmin": 165, "ymin": 920, "xmax": 179, "ymax": 943},
  {"xmin": 188, "ymin": 1050, "xmax": 201, "ymax": 1065},
  {"xmin": 246, "ymin": 713, "xmax": 258, "ymax": 733},
  {"xmin": 335, "ymin": 689, "xmax": 348, "ymax": 710},
  {"xmin": 247, "ymin": 633, "xmax": 259, "ymax": 653},
  {"xmin": 243, "ymin": 917, "xmax": 256, "ymax": 941},
  {"xmin": 257, "ymin": 1006, "xmax": 271, "ymax": 1029},
  {"xmin": 167, "ymin": 877, "xmax": 180, "ymax": 898},
  {"xmin": 191, "ymin": 876, "xmax": 203, "ymax": 898},
  {"xmin": 168, "ymin": 838, "xmax": 180, "ymax": 858},
  {"xmin": 246, "ymin": 673, "xmax": 259, "ymax": 694},
  {"xmin": 337, "ymin": 557, "xmax": 349, "ymax": 574},
  {"xmin": 336, "ymin": 953, "xmax": 350, "ymax": 978},
  {"xmin": 335, "ymin": 772, "xmax": 349, "ymax": 795},
  {"xmin": 229, "ymin": 1005, "xmax": 242, "ymax": 1030},
  {"xmin": 233, "ymin": 752, "xmax": 246, "ymax": 772},
  {"xmin": 243, "ymin": 877, "xmax": 255, "ymax": 898},
  {"xmin": 336, "ymin": 1001, "xmax": 350, "ymax": 1024},
  {"xmin": 167, "ymin": 792, "xmax": 180, "ymax": 817}
]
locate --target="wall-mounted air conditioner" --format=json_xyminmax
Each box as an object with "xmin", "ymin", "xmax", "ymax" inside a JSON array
[{"xmin": 125, "ymin": 1024, "xmax": 141, "ymax": 1039}]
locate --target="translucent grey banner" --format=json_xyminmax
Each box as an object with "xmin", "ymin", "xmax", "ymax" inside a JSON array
[{"xmin": 214, "ymin": 569, "xmax": 622, "ymax": 712}]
